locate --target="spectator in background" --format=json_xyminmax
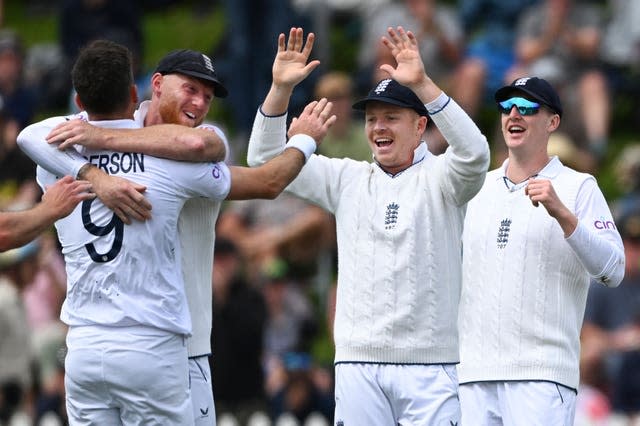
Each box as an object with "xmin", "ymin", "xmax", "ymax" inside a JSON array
[
  {"xmin": 450, "ymin": 0, "xmax": 539, "ymax": 119},
  {"xmin": 213, "ymin": 0, "xmax": 314, "ymax": 157},
  {"xmin": 217, "ymin": 195, "xmax": 334, "ymax": 285},
  {"xmin": 600, "ymin": 0, "xmax": 640, "ymax": 132},
  {"xmin": 581, "ymin": 143, "xmax": 640, "ymax": 422},
  {"xmin": 260, "ymin": 266, "xmax": 331, "ymax": 425},
  {"xmin": 581, "ymin": 207, "xmax": 640, "ymax": 422},
  {"xmin": 58, "ymin": 0, "xmax": 145, "ymax": 110},
  {"xmin": 314, "ymin": 71, "xmax": 370, "ymax": 162},
  {"xmin": 0, "ymin": 241, "xmax": 39, "ymax": 425},
  {"xmin": 22, "ymin": 233, "xmax": 69, "ymax": 424},
  {"xmin": 504, "ymin": 0, "xmax": 610, "ymax": 167},
  {"xmin": 0, "ymin": 30, "xmax": 39, "ymax": 209},
  {"xmin": 357, "ymin": 0, "xmax": 463, "ymax": 93},
  {"xmin": 266, "ymin": 352, "xmax": 334, "ymax": 425},
  {"xmin": 211, "ymin": 238, "xmax": 268, "ymax": 425}
]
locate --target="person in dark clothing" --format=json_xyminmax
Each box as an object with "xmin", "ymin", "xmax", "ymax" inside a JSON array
[{"xmin": 210, "ymin": 238, "xmax": 268, "ymax": 424}]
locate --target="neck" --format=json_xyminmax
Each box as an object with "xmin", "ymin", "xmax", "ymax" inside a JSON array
[
  {"xmin": 144, "ymin": 104, "xmax": 162, "ymax": 126},
  {"xmin": 506, "ymin": 151, "xmax": 551, "ymax": 183}
]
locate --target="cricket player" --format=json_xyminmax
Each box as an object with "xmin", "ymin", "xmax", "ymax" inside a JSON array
[{"xmin": 17, "ymin": 39, "xmax": 333, "ymax": 424}]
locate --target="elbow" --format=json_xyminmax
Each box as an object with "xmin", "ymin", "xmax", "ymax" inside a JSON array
[
  {"xmin": 262, "ymin": 182, "xmax": 284, "ymax": 199},
  {"xmin": 185, "ymin": 137, "xmax": 209, "ymax": 160},
  {"xmin": 183, "ymin": 132, "xmax": 225, "ymax": 162},
  {"xmin": 597, "ymin": 258, "xmax": 626, "ymax": 288}
]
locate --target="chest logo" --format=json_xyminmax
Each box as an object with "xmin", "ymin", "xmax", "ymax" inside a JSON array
[
  {"xmin": 497, "ymin": 218, "xmax": 512, "ymax": 249},
  {"xmin": 385, "ymin": 202, "xmax": 399, "ymax": 229}
]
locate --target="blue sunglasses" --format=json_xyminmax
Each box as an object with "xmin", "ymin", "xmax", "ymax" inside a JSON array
[{"xmin": 498, "ymin": 97, "xmax": 541, "ymax": 116}]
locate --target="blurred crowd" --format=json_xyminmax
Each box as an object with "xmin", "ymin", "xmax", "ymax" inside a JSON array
[{"xmin": 1, "ymin": 0, "xmax": 640, "ymax": 425}]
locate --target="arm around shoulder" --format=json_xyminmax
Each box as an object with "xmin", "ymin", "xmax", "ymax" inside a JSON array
[{"xmin": 102, "ymin": 124, "xmax": 227, "ymax": 162}]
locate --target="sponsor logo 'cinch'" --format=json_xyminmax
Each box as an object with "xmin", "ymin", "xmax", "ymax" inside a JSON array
[{"xmin": 594, "ymin": 218, "xmax": 617, "ymax": 230}]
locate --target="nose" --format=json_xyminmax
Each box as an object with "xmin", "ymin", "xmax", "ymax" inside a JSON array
[
  {"xmin": 192, "ymin": 94, "xmax": 207, "ymax": 109},
  {"xmin": 507, "ymin": 105, "xmax": 522, "ymax": 117},
  {"xmin": 373, "ymin": 119, "xmax": 386, "ymax": 132}
]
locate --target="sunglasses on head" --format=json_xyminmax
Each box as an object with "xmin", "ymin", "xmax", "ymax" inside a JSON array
[{"xmin": 497, "ymin": 97, "xmax": 541, "ymax": 116}]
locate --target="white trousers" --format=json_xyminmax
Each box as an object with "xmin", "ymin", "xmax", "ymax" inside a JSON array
[
  {"xmin": 189, "ymin": 355, "xmax": 216, "ymax": 425},
  {"xmin": 65, "ymin": 324, "xmax": 193, "ymax": 425},
  {"xmin": 334, "ymin": 363, "xmax": 460, "ymax": 425},
  {"xmin": 459, "ymin": 381, "xmax": 577, "ymax": 426}
]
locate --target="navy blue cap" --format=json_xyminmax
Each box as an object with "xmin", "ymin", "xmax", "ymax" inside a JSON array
[
  {"xmin": 353, "ymin": 79, "xmax": 428, "ymax": 117},
  {"xmin": 155, "ymin": 49, "xmax": 228, "ymax": 98},
  {"xmin": 495, "ymin": 77, "xmax": 562, "ymax": 117}
]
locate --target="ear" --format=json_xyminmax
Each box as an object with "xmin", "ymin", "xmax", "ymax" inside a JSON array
[
  {"xmin": 547, "ymin": 113, "xmax": 561, "ymax": 132},
  {"xmin": 417, "ymin": 115, "xmax": 428, "ymax": 135},
  {"xmin": 150, "ymin": 72, "xmax": 163, "ymax": 96},
  {"xmin": 74, "ymin": 93, "xmax": 84, "ymax": 111}
]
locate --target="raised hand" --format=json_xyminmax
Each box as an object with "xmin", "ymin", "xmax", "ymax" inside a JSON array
[
  {"xmin": 272, "ymin": 27, "xmax": 320, "ymax": 89},
  {"xmin": 288, "ymin": 98, "xmax": 337, "ymax": 146},
  {"xmin": 379, "ymin": 26, "xmax": 427, "ymax": 88}
]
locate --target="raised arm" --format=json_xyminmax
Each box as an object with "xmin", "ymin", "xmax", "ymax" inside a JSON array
[
  {"xmin": 46, "ymin": 120, "xmax": 226, "ymax": 162},
  {"xmin": 0, "ymin": 176, "xmax": 94, "ymax": 252},
  {"xmin": 247, "ymin": 27, "xmax": 320, "ymax": 166}
]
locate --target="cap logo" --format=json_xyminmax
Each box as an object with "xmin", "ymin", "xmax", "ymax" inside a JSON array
[
  {"xmin": 374, "ymin": 79, "xmax": 392, "ymax": 94},
  {"xmin": 514, "ymin": 78, "xmax": 531, "ymax": 87},
  {"xmin": 201, "ymin": 53, "xmax": 214, "ymax": 73}
]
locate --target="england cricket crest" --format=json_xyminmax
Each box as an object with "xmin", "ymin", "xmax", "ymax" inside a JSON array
[{"xmin": 497, "ymin": 218, "xmax": 512, "ymax": 249}]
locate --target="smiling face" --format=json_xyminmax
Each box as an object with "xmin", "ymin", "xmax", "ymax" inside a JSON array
[
  {"xmin": 364, "ymin": 101, "xmax": 427, "ymax": 175},
  {"xmin": 500, "ymin": 96, "xmax": 560, "ymax": 157},
  {"xmin": 150, "ymin": 73, "xmax": 214, "ymax": 127}
]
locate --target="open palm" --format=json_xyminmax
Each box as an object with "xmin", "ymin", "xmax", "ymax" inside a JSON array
[
  {"xmin": 380, "ymin": 27, "xmax": 427, "ymax": 87},
  {"xmin": 272, "ymin": 27, "xmax": 320, "ymax": 88}
]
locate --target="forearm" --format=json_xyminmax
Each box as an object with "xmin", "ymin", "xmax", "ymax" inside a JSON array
[
  {"xmin": 228, "ymin": 147, "xmax": 306, "ymax": 200},
  {"xmin": 100, "ymin": 125, "xmax": 226, "ymax": 162},
  {"xmin": 566, "ymin": 220, "xmax": 625, "ymax": 287},
  {"xmin": 0, "ymin": 205, "xmax": 57, "ymax": 252},
  {"xmin": 261, "ymin": 83, "xmax": 295, "ymax": 116},
  {"xmin": 18, "ymin": 123, "xmax": 88, "ymax": 178}
]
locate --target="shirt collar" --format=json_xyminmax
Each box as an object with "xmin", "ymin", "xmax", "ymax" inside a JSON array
[
  {"xmin": 497, "ymin": 156, "xmax": 564, "ymax": 190},
  {"xmin": 133, "ymin": 100, "xmax": 150, "ymax": 126},
  {"xmin": 377, "ymin": 141, "xmax": 429, "ymax": 177}
]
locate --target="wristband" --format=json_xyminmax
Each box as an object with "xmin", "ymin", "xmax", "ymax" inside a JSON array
[{"xmin": 286, "ymin": 134, "xmax": 317, "ymax": 162}]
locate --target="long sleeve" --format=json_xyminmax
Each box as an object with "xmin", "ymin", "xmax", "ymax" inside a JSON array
[
  {"xmin": 246, "ymin": 108, "xmax": 288, "ymax": 166},
  {"xmin": 565, "ymin": 178, "xmax": 625, "ymax": 287},
  {"xmin": 17, "ymin": 116, "xmax": 89, "ymax": 178},
  {"xmin": 426, "ymin": 94, "xmax": 490, "ymax": 206}
]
